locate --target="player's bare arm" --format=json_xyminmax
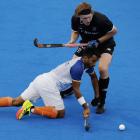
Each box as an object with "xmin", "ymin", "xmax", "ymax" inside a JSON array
[
  {"xmin": 98, "ymin": 26, "xmax": 117, "ymax": 44},
  {"xmin": 68, "ymin": 30, "xmax": 79, "ymax": 44},
  {"xmin": 89, "ymin": 72, "xmax": 100, "ymax": 98},
  {"xmin": 72, "ymin": 80, "xmax": 90, "ymax": 118}
]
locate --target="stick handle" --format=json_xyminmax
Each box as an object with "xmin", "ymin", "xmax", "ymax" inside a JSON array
[
  {"xmin": 34, "ymin": 38, "xmax": 88, "ymax": 48},
  {"xmin": 64, "ymin": 43, "xmax": 88, "ymax": 48}
]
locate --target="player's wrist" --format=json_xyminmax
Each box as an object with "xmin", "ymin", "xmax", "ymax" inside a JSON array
[
  {"xmin": 68, "ymin": 40, "xmax": 75, "ymax": 44},
  {"xmin": 88, "ymin": 39, "xmax": 100, "ymax": 48},
  {"xmin": 96, "ymin": 39, "xmax": 101, "ymax": 45},
  {"xmin": 83, "ymin": 103, "xmax": 89, "ymax": 110},
  {"xmin": 78, "ymin": 96, "xmax": 86, "ymax": 106}
]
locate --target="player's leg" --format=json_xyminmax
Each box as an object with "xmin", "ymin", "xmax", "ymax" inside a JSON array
[
  {"xmin": 16, "ymin": 74, "xmax": 65, "ymax": 119},
  {"xmin": 0, "ymin": 96, "xmax": 24, "ymax": 107},
  {"xmin": 16, "ymin": 99, "xmax": 65, "ymax": 120},
  {"xmin": 0, "ymin": 75, "xmax": 42, "ymax": 108},
  {"xmin": 31, "ymin": 106, "xmax": 65, "ymax": 118},
  {"xmin": 34, "ymin": 75, "xmax": 65, "ymax": 118},
  {"xmin": 97, "ymin": 52, "xmax": 112, "ymax": 113},
  {"xmin": 16, "ymin": 99, "xmax": 64, "ymax": 119},
  {"xmin": 35, "ymin": 78, "xmax": 65, "ymax": 118},
  {"xmin": 16, "ymin": 75, "xmax": 42, "ymax": 119},
  {"xmin": 90, "ymin": 72, "xmax": 100, "ymax": 106}
]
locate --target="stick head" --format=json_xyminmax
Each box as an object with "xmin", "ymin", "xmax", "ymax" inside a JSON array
[
  {"xmin": 84, "ymin": 118, "xmax": 91, "ymax": 131},
  {"xmin": 85, "ymin": 123, "xmax": 90, "ymax": 131},
  {"xmin": 33, "ymin": 38, "xmax": 44, "ymax": 48},
  {"xmin": 34, "ymin": 38, "xmax": 38, "ymax": 47}
]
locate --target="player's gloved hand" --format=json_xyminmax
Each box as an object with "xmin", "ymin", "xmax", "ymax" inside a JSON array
[
  {"xmin": 83, "ymin": 107, "xmax": 90, "ymax": 118},
  {"xmin": 88, "ymin": 39, "xmax": 100, "ymax": 48},
  {"xmin": 91, "ymin": 97, "xmax": 100, "ymax": 106}
]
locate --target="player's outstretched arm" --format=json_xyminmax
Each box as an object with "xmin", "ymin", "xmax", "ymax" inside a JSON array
[
  {"xmin": 72, "ymin": 80, "xmax": 90, "ymax": 118},
  {"xmin": 72, "ymin": 80, "xmax": 91, "ymax": 131}
]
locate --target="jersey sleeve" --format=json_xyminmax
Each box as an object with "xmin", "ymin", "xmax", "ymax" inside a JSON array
[
  {"xmin": 71, "ymin": 16, "xmax": 79, "ymax": 31},
  {"xmin": 70, "ymin": 61, "xmax": 84, "ymax": 81},
  {"xmin": 86, "ymin": 67, "xmax": 95, "ymax": 75},
  {"xmin": 99, "ymin": 15, "xmax": 114, "ymax": 33}
]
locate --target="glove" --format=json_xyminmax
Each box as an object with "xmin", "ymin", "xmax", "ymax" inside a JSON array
[
  {"xmin": 88, "ymin": 39, "xmax": 100, "ymax": 48},
  {"xmin": 91, "ymin": 97, "xmax": 100, "ymax": 106}
]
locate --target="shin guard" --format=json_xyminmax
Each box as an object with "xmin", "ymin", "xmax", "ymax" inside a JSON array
[
  {"xmin": 0, "ymin": 97, "xmax": 13, "ymax": 107},
  {"xmin": 32, "ymin": 106, "xmax": 58, "ymax": 118},
  {"xmin": 99, "ymin": 77, "xmax": 110, "ymax": 105}
]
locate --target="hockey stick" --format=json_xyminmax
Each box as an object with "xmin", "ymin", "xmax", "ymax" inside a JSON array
[
  {"xmin": 84, "ymin": 117, "xmax": 91, "ymax": 131},
  {"xmin": 33, "ymin": 38, "xmax": 88, "ymax": 48}
]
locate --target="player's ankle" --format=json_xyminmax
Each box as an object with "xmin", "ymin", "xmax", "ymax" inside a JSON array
[
  {"xmin": 96, "ymin": 105, "xmax": 105, "ymax": 114},
  {"xmin": 91, "ymin": 97, "xmax": 100, "ymax": 106},
  {"xmin": 30, "ymin": 106, "xmax": 35, "ymax": 113}
]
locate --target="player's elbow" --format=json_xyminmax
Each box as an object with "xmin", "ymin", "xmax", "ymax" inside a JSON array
[
  {"xmin": 90, "ymin": 72, "xmax": 97, "ymax": 79},
  {"xmin": 112, "ymin": 26, "xmax": 118, "ymax": 35}
]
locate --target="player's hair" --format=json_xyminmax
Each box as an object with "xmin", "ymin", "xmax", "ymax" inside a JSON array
[
  {"xmin": 74, "ymin": 2, "xmax": 93, "ymax": 17},
  {"xmin": 82, "ymin": 48, "xmax": 99, "ymax": 58}
]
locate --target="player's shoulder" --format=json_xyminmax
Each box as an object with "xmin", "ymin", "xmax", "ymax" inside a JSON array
[
  {"xmin": 93, "ymin": 11, "xmax": 109, "ymax": 21},
  {"xmin": 71, "ymin": 15, "xmax": 80, "ymax": 22},
  {"xmin": 71, "ymin": 57, "xmax": 82, "ymax": 64},
  {"xmin": 70, "ymin": 58, "xmax": 84, "ymax": 78},
  {"xmin": 71, "ymin": 58, "xmax": 84, "ymax": 69}
]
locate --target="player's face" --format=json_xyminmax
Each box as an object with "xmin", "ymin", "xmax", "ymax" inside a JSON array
[
  {"xmin": 80, "ymin": 13, "xmax": 93, "ymax": 26},
  {"xmin": 84, "ymin": 55, "xmax": 98, "ymax": 68}
]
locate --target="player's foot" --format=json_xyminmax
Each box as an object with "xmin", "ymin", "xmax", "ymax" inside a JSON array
[
  {"xmin": 16, "ymin": 100, "xmax": 34, "ymax": 120},
  {"xmin": 91, "ymin": 97, "xmax": 100, "ymax": 106},
  {"xmin": 96, "ymin": 105, "xmax": 105, "ymax": 114}
]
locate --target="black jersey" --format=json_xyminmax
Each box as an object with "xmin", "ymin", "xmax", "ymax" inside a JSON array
[{"xmin": 71, "ymin": 11, "xmax": 115, "ymax": 45}]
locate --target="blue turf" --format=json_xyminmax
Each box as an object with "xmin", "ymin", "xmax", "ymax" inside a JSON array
[{"xmin": 0, "ymin": 0, "xmax": 140, "ymax": 139}]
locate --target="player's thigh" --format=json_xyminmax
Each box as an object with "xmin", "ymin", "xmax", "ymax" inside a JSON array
[
  {"xmin": 32, "ymin": 73, "xmax": 64, "ymax": 110},
  {"xmin": 37, "ymin": 77, "xmax": 64, "ymax": 110},
  {"xmin": 20, "ymin": 81, "xmax": 40, "ymax": 103},
  {"xmin": 98, "ymin": 53, "xmax": 113, "ymax": 69},
  {"xmin": 40, "ymin": 89, "xmax": 64, "ymax": 111}
]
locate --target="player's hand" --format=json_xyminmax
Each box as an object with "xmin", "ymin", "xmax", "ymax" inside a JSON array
[
  {"xmin": 88, "ymin": 40, "xmax": 100, "ymax": 48},
  {"xmin": 68, "ymin": 41, "xmax": 73, "ymax": 44},
  {"xmin": 65, "ymin": 40, "xmax": 75, "ymax": 47},
  {"xmin": 91, "ymin": 97, "xmax": 100, "ymax": 106},
  {"xmin": 67, "ymin": 40, "xmax": 76, "ymax": 44},
  {"xmin": 83, "ymin": 108, "xmax": 90, "ymax": 118}
]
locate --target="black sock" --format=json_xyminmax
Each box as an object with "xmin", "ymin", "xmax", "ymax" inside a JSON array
[{"xmin": 99, "ymin": 77, "xmax": 110, "ymax": 105}]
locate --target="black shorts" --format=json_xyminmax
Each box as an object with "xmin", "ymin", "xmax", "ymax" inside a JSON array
[
  {"xmin": 74, "ymin": 40, "xmax": 116, "ymax": 57},
  {"xmin": 97, "ymin": 42, "xmax": 115, "ymax": 55}
]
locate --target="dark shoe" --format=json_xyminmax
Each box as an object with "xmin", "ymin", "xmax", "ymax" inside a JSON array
[
  {"xmin": 91, "ymin": 97, "xmax": 100, "ymax": 106},
  {"xmin": 96, "ymin": 105, "xmax": 105, "ymax": 114}
]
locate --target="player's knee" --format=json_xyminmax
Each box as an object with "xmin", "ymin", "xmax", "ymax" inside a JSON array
[
  {"xmin": 12, "ymin": 97, "xmax": 24, "ymax": 106},
  {"xmin": 98, "ymin": 65, "xmax": 108, "ymax": 75},
  {"xmin": 12, "ymin": 99, "xmax": 22, "ymax": 106},
  {"xmin": 57, "ymin": 109, "xmax": 65, "ymax": 118}
]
